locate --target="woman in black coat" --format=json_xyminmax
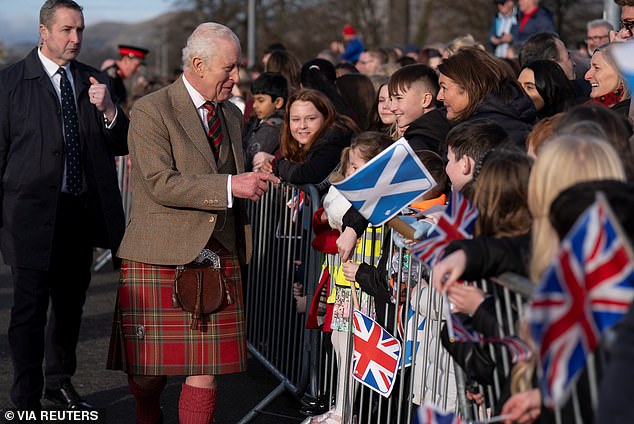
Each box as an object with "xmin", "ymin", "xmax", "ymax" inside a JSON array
[{"xmin": 437, "ymin": 47, "xmax": 536, "ymax": 148}]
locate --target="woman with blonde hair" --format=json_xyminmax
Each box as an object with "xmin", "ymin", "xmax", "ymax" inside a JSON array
[
  {"xmin": 527, "ymin": 134, "xmax": 626, "ymax": 281},
  {"xmin": 585, "ymin": 44, "xmax": 631, "ymax": 116}
]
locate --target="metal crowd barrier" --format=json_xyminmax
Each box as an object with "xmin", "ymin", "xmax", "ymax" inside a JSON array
[
  {"xmin": 243, "ymin": 182, "xmax": 603, "ymax": 423},
  {"xmin": 242, "ymin": 182, "xmax": 322, "ymax": 423},
  {"xmin": 93, "ymin": 155, "xmax": 133, "ymax": 271}
]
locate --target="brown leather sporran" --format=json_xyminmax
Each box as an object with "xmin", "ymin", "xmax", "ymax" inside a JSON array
[{"xmin": 172, "ymin": 250, "xmax": 233, "ymax": 330}]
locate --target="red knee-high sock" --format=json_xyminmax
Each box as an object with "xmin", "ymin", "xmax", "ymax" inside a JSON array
[
  {"xmin": 178, "ymin": 383, "xmax": 217, "ymax": 424},
  {"xmin": 127, "ymin": 375, "xmax": 166, "ymax": 424}
]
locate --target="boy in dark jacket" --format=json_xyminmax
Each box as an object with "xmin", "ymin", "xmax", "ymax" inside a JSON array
[
  {"xmin": 388, "ymin": 64, "xmax": 451, "ymax": 160},
  {"xmin": 243, "ymin": 72, "xmax": 287, "ymax": 170}
]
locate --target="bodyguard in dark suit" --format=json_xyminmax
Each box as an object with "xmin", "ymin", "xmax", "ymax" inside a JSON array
[{"xmin": 0, "ymin": 0, "xmax": 128, "ymax": 410}]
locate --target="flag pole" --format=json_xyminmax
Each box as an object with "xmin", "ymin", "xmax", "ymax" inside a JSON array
[
  {"xmin": 348, "ymin": 269, "xmax": 361, "ymax": 311},
  {"xmin": 387, "ymin": 216, "xmax": 418, "ymax": 241}
]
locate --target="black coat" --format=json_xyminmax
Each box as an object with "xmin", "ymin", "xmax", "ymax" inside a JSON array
[
  {"xmin": 276, "ymin": 125, "xmax": 353, "ymax": 190},
  {"xmin": 465, "ymin": 83, "xmax": 536, "ymax": 149},
  {"xmin": 0, "ymin": 48, "xmax": 129, "ymax": 270},
  {"xmin": 403, "ymin": 109, "xmax": 451, "ymax": 160}
]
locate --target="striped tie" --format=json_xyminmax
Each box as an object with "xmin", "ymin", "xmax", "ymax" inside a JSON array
[{"xmin": 202, "ymin": 102, "xmax": 223, "ymax": 159}]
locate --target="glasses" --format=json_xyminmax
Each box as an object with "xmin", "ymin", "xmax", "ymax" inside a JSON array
[
  {"xmin": 585, "ymin": 34, "xmax": 609, "ymax": 42},
  {"xmin": 620, "ymin": 20, "xmax": 634, "ymax": 33}
]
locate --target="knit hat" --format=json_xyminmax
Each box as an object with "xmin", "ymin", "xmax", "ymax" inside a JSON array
[{"xmin": 342, "ymin": 24, "xmax": 356, "ymax": 36}]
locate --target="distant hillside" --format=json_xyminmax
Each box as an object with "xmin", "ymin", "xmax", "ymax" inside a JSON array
[{"xmin": 2, "ymin": 11, "xmax": 185, "ymax": 73}]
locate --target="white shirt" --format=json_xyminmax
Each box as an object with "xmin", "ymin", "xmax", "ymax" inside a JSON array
[{"xmin": 182, "ymin": 74, "xmax": 233, "ymax": 207}]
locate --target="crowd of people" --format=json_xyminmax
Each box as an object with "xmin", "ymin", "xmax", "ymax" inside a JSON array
[{"xmin": 1, "ymin": 0, "xmax": 634, "ymax": 423}]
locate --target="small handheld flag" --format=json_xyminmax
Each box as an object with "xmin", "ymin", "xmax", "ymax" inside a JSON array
[{"xmin": 333, "ymin": 138, "xmax": 436, "ymax": 226}]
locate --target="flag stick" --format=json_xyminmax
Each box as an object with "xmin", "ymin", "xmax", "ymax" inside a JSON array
[
  {"xmin": 442, "ymin": 290, "xmax": 456, "ymax": 343},
  {"xmin": 348, "ymin": 270, "xmax": 361, "ymax": 311},
  {"xmin": 387, "ymin": 216, "xmax": 418, "ymax": 241}
]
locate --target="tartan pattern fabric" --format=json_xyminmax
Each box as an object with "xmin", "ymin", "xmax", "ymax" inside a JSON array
[
  {"xmin": 203, "ymin": 102, "xmax": 223, "ymax": 159},
  {"xmin": 107, "ymin": 249, "xmax": 247, "ymax": 376}
]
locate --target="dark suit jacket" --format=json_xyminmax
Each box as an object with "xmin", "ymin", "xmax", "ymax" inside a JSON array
[{"xmin": 0, "ymin": 48, "xmax": 129, "ymax": 271}]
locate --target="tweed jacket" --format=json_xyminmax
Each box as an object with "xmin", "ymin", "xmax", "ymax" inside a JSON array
[{"xmin": 117, "ymin": 76, "xmax": 251, "ymax": 266}]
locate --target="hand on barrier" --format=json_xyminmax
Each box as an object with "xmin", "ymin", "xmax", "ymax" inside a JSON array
[
  {"xmin": 231, "ymin": 172, "xmax": 280, "ymax": 201},
  {"xmin": 342, "ymin": 261, "xmax": 359, "ymax": 283},
  {"xmin": 447, "ymin": 284, "xmax": 484, "ymax": 316},
  {"xmin": 337, "ymin": 226, "xmax": 358, "ymax": 262},
  {"xmin": 252, "ymin": 152, "xmax": 275, "ymax": 173},
  {"xmin": 501, "ymin": 388, "xmax": 542, "ymax": 424},
  {"xmin": 431, "ymin": 249, "xmax": 466, "ymax": 293}
]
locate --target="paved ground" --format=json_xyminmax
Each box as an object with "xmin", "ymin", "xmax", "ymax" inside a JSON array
[{"xmin": 0, "ymin": 261, "xmax": 308, "ymax": 424}]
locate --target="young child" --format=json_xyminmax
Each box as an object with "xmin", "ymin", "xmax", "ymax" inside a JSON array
[
  {"xmin": 310, "ymin": 131, "xmax": 392, "ymax": 424},
  {"xmin": 243, "ymin": 72, "xmax": 288, "ymax": 170},
  {"xmin": 444, "ymin": 119, "xmax": 510, "ymax": 195},
  {"xmin": 443, "ymin": 150, "xmax": 533, "ymax": 405},
  {"xmin": 388, "ymin": 64, "xmax": 451, "ymax": 158}
]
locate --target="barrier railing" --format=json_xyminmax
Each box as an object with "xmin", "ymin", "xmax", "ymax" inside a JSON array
[
  {"xmin": 93, "ymin": 155, "xmax": 132, "ymax": 271},
  {"xmin": 243, "ymin": 182, "xmax": 602, "ymax": 424},
  {"xmin": 241, "ymin": 182, "xmax": 322, "ymax": 423}
]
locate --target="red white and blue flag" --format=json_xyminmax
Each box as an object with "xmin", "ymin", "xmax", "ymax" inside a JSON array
[
  {"xmin": 413, "ymin": 403, "xmax": 463, "ymax": 424},
  {"xmin": 449, "ymin": 312, "xmax": 532, "ymax": 364},
  {"xmin": 286, "ymin": 188, "xmax": 305, "ymax": 223},
  {"xmin": 410, "ymin": 190, "xmax": 478, "ymax": 268},
  {"xmin": 352, "ymin": 309, "xmax": 402, "ymax": 397},
  {"xmin": 527, "ymin": 193, "xmax": 634, "ymax": 406}
]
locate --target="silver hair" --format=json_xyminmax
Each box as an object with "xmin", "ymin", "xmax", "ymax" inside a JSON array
[
  {"xmin": 182, "ymin": 22, "xmax": 241, "ymax": 72},
  {"xmin": 586, "ymin": 19, "xmax": 614, "ymax": 32}
]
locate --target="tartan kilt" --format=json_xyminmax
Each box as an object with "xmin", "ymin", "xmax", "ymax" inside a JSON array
[{"xmin": 106, "ymin": 250, "xmax": 247, "ymax": 376}]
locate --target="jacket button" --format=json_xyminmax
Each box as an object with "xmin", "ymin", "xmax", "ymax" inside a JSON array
[
  {"xmin": 203, "ymin": 200, "xmax": 210, "ymax": 205},
  {"xmin": 52, "ymin": 150, "xmax": 61, "ymax": 156},
  {"xmin": 209, "ymin": 216, "xmax": 215, "ymax": 223}
]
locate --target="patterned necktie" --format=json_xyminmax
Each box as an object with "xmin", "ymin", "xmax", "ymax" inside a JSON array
[
  {"xmin": 58, "ymin": 67, "xmax": 82, "ymax": 195},
  {"xmin": 202, "ymin": 101, "xmax": 223, "ymax": 159}
]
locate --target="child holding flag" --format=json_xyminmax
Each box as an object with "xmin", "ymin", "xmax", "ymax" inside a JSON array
[{"xmin": 310, "ymin": 131, "xmax": 391, "ymax": 424}]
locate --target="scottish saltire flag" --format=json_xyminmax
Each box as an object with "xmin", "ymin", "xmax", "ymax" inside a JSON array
[
  {"xmin": 286, "ymin": 189, "xmax": 305, "ymax": 223},
  {"xmin": 410, "ymin": 190, "xmax": 478, "ymax": 267},
  {"xmin": 333, "ymin": 138, "xmax": 436, "ymax": 226},
  {"xmin": 527, "ymin": 193, "xmax": 634, "ymax": 407},
  {"xmin": 402, "ymin": 286, "xmax": 426, "ymax": 368},
  {"xmin": 413, "ymin": 403, "xmax": 463, "ymax": 424},
  {"xmin": 352, "ymin": 309, "xmax": 402, "ymax": 397},
  {"xmin": 611, "ymin": 41, "xmax": 634, "ymax": 93}
]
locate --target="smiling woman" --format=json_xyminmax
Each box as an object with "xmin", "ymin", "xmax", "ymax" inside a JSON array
[{"xmin": 585, "ymin": 44, "xmax": 631, "ymax": 115}]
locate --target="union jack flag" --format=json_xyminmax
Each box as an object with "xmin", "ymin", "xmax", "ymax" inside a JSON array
[
  {"xmin": 352, "ymin": 309, "xmax": 402, "ymax": 397},
  {"xmin": 410, "ymin": 190, "xmax": 478, "ymax": 268},
  {"xmin": 449, "ymin": 312, "xmax": 532, "ymax": 364},
  {"xmin": 413, "ymin": 403, "xmax": 463, "ymax": 424},
  {"xmin": 286, "ymin": 188, "xmax": 305, "ymax": 223},
  {"xmin": 528, "ymin": 193, "xmax": 634, "ymax": 407}
]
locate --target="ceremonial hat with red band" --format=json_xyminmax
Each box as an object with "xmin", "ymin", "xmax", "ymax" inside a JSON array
[{"xmin": 118, "ymin": 45, "xmax": 149, "ymax": 62}]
